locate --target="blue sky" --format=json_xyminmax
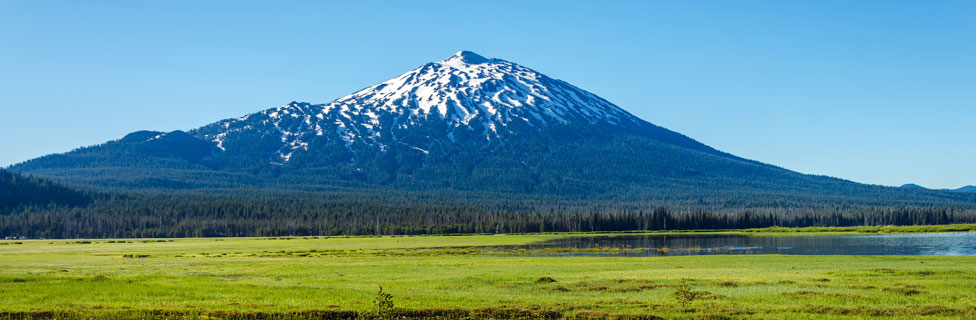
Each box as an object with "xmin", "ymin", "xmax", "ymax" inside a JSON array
[{"xmin": 1, "ymin": 1, "xmax": 973, "ymax": 189}]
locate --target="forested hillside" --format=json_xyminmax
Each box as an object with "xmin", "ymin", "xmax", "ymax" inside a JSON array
[{"xmin": 0, "ymin": 169, "xmax": 90, "ymax": 212}]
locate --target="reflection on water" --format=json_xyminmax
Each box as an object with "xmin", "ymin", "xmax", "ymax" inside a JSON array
[{"xmin": 522, "ymin": 232, "xmax": 976, "ymax": 256}]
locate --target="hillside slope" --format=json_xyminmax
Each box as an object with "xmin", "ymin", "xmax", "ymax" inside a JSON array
[{"xmin": 0, "ymin": 169, "xmax": 90, "ymax": 212}]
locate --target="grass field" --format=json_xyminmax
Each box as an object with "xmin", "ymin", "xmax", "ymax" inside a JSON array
[{"xmin": 1, "ymin": 228, "xmax": 976, "ymax": 319}]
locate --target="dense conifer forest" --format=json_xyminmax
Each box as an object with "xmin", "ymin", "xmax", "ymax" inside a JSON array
[
  {"xmin": 1, "ymin": 169, "xmax": 974, "ymax": 239},
  {"xmin": 0, "ymin": 169, "xmax": 90, "ymax": 212}
]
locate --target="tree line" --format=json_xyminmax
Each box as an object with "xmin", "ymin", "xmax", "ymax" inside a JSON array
[
  {"xmin": 1, "ymin": 190, "xmax": 972, "ymax": 239},
  {"xmin": 2, "ymin": 168, "xmax": 975, "ymax": 239}
]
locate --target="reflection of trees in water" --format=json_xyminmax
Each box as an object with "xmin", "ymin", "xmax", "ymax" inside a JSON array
[{"xmin": 528, "ymin": 233, "xmax": 976, "ymax": 256}]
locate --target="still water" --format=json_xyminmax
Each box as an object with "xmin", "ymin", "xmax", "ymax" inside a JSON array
[{"xmin": 522, "ymin": 232, "xmax": 976, "ymax": 256}]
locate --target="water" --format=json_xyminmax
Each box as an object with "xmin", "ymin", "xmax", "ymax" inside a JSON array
[{"xmin": 518, "ymin": 232, "xmax": 976, "ymax": 256}]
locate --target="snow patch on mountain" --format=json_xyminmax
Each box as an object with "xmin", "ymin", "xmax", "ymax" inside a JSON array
[{"xmin": 196, "ymin": 51, "xmax": 645, "ymax": 163}]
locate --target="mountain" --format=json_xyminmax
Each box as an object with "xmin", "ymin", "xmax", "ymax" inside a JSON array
[
  {"xmin": 9, "ymin": 51, "xmax": 976, "ymax": 207},
  {"xmin": 0, "ymin": 169, "xmax": 90, "ymax": 212},
  {"xmin": 900, "ymin": 184, "xmax": 976, "ymax": 193},
  {"xmin": 954, "ymin": 186, "xmax": 976, "ymax": 193}
]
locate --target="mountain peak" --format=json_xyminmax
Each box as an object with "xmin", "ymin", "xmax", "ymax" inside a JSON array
[
  {"xmin": 188, "ymin": 51, "xmax": 716, "ymax": 164},
  {"xmin": 441, "ymin": 50, "xmax": 492, "ymax": 67},
  {"xmin": 954, "ymin": 185, "xmax": 976, "ymax": 193},
  {"xmin": 901, "ymin": 183, "xmax": 927, "ymax": 189}
]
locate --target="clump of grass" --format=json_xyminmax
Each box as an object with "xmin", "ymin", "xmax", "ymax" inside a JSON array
[
  {"xmin": 692, "ymin": 313, "xmax": 735, "ymax": 320},
  {"xmin": 573, "ymin": 282, "xmax": 609, "ymax": 291},
  {"xmin": 782, "ymin": 290, "xmax": 821, "ymax": 297},
  {"xmin": 534, "ymin": 276, "xmax": 557, "ymax": 284},
  {"xmin": 716, "ymin": 280, "xmax": 739, "ymax": 287},
  {"xmin": 613, "ymin": 283, "xmax": 665, "ymax": 292},
  {"xmin": 546, "ymin": 286, "xmax": 570, "ymax": 292},
  {"xmin": 899, "ymin": 270, "xmax": 937, "ymax": 276},
  {"xmin": 572, "ymin": 310, "xmax": 664, "ymax": 319},
  {"xmin": 916, "ymin": 305, "xmax": 961, "ymax": 316},
  {"xmin": 884, "ymin": 286, "xmax": 924, "ymax": 296},
  {"xmin": 849, "ymin": 284, "xmax": 876, "ymax": 290}
]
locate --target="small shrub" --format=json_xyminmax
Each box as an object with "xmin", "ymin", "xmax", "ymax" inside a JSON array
[
  {"xmin": 359, "ymin": 286, "xmax": 395, "ymax": 320},
  {"xmin": 535, "ymin": 276, "xmax": 557, "ymax": 284},
  {"xmin": 673, "ymin": 281, "xmax": 705, "ymax": 309}
]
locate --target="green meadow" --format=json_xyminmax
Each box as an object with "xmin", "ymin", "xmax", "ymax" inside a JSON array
[{"xmin": 1, "ymin": 228, "xmax": 976, "ymax": 319}]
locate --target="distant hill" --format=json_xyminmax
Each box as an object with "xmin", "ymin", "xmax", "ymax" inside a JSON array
[
  {"xmin": 900, "ymin": 184, "xmax": 976, "ymax": 193},
  {"xmin": 0, "ymin": 169, "xmax": 90, "ymax": 211},
  {"xmin": 954, "ymin": 186, "xmax": 976, "ymax": 193}
]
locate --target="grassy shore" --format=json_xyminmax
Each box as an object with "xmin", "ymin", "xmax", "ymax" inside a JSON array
[
  {"xmin": 1, "ymin": 227, "xmax": 975, "ymax": 319},
  {"xmin": 743, "ymin": 224, "xmax": 976, "ymax": 234}
]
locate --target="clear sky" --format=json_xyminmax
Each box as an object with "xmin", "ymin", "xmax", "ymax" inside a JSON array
[{"xmin": 1, "ymin": 1, "xmax": 973, "ymax": 189}]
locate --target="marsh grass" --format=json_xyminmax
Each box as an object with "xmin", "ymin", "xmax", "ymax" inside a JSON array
[{"xmin": 1, "ymin": 231, "xmax": 975, "ymax": 319}]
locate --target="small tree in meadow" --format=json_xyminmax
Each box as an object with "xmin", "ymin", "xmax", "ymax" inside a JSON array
[
  {"xmin": 357, "ymin": 286, "xmax": 395, "ymax": 320},
  {"xmin": 673, "ymin": 280, "xmax": 703, "ymax": 309},
  {"xmin": 374, "ymin": 286, "xmax": 395, "ymax": 319}
]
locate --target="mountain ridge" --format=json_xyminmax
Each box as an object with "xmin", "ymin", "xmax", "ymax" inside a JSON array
[
  {"xmin": 9, "ymin": 51, "xmax": 976, "ymax": 208},
  {"xmin": 900, "ymin": 183, "xmax": 976, "ymax": 193}
]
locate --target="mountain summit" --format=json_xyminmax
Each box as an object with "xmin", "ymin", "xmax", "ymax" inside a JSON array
[
  {"xmin": 11, "ymin": 51, "xmax": 976, "ymax": 206},
  {"xmin": 445, "ymin": 50, "xmax": 492, "ymax": 65},
  {"xmin": 189, "ymin": 51, "xmax": 718, "ymax": 166}
]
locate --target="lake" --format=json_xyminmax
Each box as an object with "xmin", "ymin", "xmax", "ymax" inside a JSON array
[{"xmin": 521, "ymin": 232, "xmax": 976, "ymax": 256}]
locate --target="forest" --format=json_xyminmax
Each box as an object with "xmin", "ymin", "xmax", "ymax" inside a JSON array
[{"xmin": 1, "ymin": 167, "xmax": 974, "ymax": 238}]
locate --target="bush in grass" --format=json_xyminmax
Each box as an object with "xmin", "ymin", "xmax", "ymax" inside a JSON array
[
  {"xmin": 358, "ymin": 286, "xmax": 395, "ymax": 320},
  {"xmin": 673, "ymin": 281, "xmax": 704, "ymax": 309},
  {"xmin": 374, "ymin": 286, "xmax": 394, "ymax": 318},
  {"xmin": 535, "ymin": 276, "xmax": 557, "ymax": 284}
]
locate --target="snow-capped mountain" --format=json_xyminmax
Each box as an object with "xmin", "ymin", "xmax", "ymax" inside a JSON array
[
  {"xmin": 24, "ymin": 50, "xmax": 968, "ymax": 207},
  {"xmin": 9, "ymin": 51, "xmax": 787, "ymax": 194},
  {"xmin": 191, "ymin": 51, "xmax": 718, "ymax": 165}
]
